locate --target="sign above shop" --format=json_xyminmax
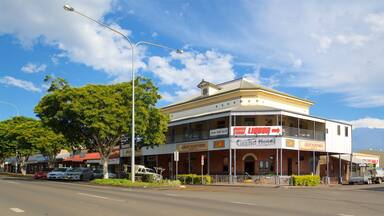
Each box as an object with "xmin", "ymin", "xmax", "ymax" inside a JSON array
[
  {"xmin": 213, "ymin": 140, "xmax": 225, "ymax": 149},
  {"xmin": 231, "ymin": 126, "xmax": 282, "ymax": 136},
  {"xmin": 231, "ymin": 137, "xmax": 280, "ymax": 149},
  {"xmin": 177, "ymin": 142, "xmax": 208, "ymax": 153},
  {"xmin": 299, "ymin": 141, "xmax": 325, "ymax": 151},
  {"xmin": 210, "ymin": 128, "xmax": 229, "ymax": 136}
]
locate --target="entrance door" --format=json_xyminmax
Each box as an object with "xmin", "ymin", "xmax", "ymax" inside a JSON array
[
  {"xmin": 288, "ymin": 158, "xmax": 293, "ymax": 175},
  {"xmin": 244, "ymin": 156, "xmax": 255, "ymax": 175}
]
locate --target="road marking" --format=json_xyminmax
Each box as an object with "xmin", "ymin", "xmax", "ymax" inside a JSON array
[
  {"xmin": 4, "ymin": 181, "xmax": 20, "ymax": 185},
  {"xmin": 230, "ymin": 201, "xmax": 257, "ymax": 206},
  {"xmin": 337, "ymin": 214, "xmax": 355, "ymax": 216},
  {"xmin": 77, "ymin": 192, "xmax": 124, "ymax": 202},
  {"xmin": 10, "ymin": 208, "xmax": 25, "ymax": 213},
  {"xmin": 164, "ymin": 193, "xmax": 182, "ymax": 197}
]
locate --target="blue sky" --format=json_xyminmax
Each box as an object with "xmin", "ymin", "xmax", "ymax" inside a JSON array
[{"xmin": 0, "ymin": 0, "xmax": 383, "ymax": 149}]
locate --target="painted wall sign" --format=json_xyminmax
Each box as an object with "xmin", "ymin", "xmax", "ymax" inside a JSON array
[
  {"xmin": 213, "ymin": 140, "xmax": 225, "ymax": 148},
  {"xmin": 177, "ymin": 142, "xmax": 208, "ymax": 153},
  {"xmin": 285, "ymin": 139, "xmax": 295, "ymax": 148},
  {"xmin": 231, "ymin": 138, "xmax": 280, "ymax": 149},
  {"xmin": 210, "ymin": 128, "xmax": 228, "ymax": 136},
  {"xmin": 231, "ymin": 126, "xmax": 282, "ymax": 136},
  {"xmin": 299, "ymin": 141, "xmax": 326, "ymax": 151}
]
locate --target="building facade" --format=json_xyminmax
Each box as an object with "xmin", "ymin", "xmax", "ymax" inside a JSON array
[{"xmin": 121, "ymin": 78, "xmax": 352, "ymax": 183}]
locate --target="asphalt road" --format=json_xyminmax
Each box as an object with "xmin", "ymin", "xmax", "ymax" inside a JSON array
[{"xmin": 0, "ymin": 176, "xmax": 383, "ymax": 216}]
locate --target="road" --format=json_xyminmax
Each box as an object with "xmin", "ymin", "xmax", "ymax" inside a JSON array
[{"xmin": 0, "ymin": 175, "xmax": 383, "ymax": 216}]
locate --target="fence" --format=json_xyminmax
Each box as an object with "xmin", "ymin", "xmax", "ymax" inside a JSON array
[{"xmin": 211, "ymin": 175, "xmax": 292, "ymax": 185}]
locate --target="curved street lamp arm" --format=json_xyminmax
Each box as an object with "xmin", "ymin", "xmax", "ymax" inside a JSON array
[
  {"xmin": 71, "ymin": 9, "xmax": 134, "ymax": 48},
  {"xmin": 0, "ymin": 101, "xmax": 19, "ymax": 116},
  {"xmin": 135, "ymin": 41, "xmax": 183, "ymax": 53}
]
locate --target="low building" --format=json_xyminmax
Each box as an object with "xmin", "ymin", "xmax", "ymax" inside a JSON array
[{"xmin": 121, "ymin": 78, "xmax": 352, "ymax": 183}]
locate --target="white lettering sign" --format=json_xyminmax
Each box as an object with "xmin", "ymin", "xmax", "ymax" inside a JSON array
[
  {"xmin": 210, "ymin": 128, "xmax": 229, "ymax": 136},
  {"xmin": 231, "ymin": 138, "xmax": 281, "ymax": 149}
]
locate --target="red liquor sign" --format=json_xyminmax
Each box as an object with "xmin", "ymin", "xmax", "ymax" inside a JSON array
[{"xmin": 231, "ymin": 126, "xmax": 282, "ymax": 136}]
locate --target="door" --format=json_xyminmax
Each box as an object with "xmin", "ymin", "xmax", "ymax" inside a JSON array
[
  {"xmin": 288, "ymin": 158, "xmax": 293, "ymax": 176},
  {"xmin": 244, "ymin": 156, "xmax": 255, "ymax": 175}
]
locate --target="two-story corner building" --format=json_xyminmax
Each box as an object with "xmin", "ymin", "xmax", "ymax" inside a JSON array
[{"xmin": 121, "ymin": 78, "xmax": 352, "ymax": 183}]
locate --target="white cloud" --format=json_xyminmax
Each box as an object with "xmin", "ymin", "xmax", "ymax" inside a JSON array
[
  {"xmin": 21, "ymin": 63, "xmax": 47, "ymax": 73},
  {"xmin": 126, "ymin": 1, "xmax": 384, "ymax": 108},
  {"xmin": 148, "ymin": 50, "xmax": 235, "ymax": 102},
  {"xmin": 151, "ymin": 32, "xmax": 158, "ymax": 37},
  {"xmin": 342, "ymin": 117, "xmax": 384, "ymax": 129},
  {"xmin": 0, "ymin": 0, "xmax": 145, "ymax": 82},
  {"xmin": 0, "ymin": 76, "xmax": 41, "ymax": 92}
]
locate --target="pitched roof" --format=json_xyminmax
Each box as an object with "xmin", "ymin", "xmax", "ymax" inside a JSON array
[{"xmin": 163, "ymin": 77, "xmax": 313, "ymax": 109}]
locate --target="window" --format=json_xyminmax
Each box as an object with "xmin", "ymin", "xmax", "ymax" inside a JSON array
[
  {"xmin": 337, "ymin": 125, "xmax": 341, "ymax": 136},
  {"xmin": 202, "ymin": 88, "xmax": 208, "ymax": 96},
  {"xmin": 217, "ymin": 120, "xmax": 226, "ymax": 128},
  {"xmin": 259, "ymin": 160, "xmax": 270, "ymax": 174},
  {"xmin": 244, "ymin": 117, "xmax": 255, "ymax": 126},
  {"xmin": 345, "ymin": 126, "xmax": 349, "ymax": 137}
]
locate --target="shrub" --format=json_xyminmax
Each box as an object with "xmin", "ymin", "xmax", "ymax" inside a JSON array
[
  {"xmin": 291, "ymin": 175, "xmax": 320, "ymax": 186},
  {"xmin": 92, "ymin": 178, "xmax": 181, "ymax": 187},
  {"xmin": 177, "ymin": 174, "xmax": 212, "ymax": 185},
  {"xmin": 141, "ymin": 173, "xmax": 157, "ymax": 183}
]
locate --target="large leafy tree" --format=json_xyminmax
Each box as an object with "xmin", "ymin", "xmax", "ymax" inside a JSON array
[
  {"xmin": 0, "ymin": 117, "xmax": 68, "ymax": 173},
  {"xmin": 0, "ymin": 122, "xmax": 14, "ymax": 170},
  {"xmin": 0, "ymin": 117, "xmax": 39, "ymax": 175},
  {"xmin": 35, "ymin": 77, "xmax": 169, "ymax": 178},
  {"xmin": 32, "ymin": 126, "xmax": 68, "ymax": 169}
]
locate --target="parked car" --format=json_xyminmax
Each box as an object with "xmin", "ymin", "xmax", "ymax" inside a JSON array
[
  {"xmin": 65, "ymin": 167, "xmax": 94, "ymax": 181},
  {"xmin": 135, "ymin": 165, "xmax": 162, "ymax": 181},
  {"xmin": 34, "ymin": 169, "xmax": 52, "ymax": 179},
  {"xmin": 349, "ymin": 171, "xmax": 372, "ymax": 184},
  {"xmin": 47, "ymin": 168, "xmax": 72, "ymax": 180},
  {"xmin": 92, "ymin": 169, "xmax": 117, "ymax": 179}
]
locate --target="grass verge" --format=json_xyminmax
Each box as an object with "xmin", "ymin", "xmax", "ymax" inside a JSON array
[{"xmin": 92, "ymin": 179, "xmax": 181, "ymax": 188}]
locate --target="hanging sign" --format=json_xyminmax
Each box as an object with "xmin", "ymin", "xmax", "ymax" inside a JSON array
[{"xmin": 210, "ymin": 128, "xmax": 228, "ymax": 136}]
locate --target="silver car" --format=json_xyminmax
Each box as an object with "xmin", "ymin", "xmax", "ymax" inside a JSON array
[
  {"xmin": 65, "ymin": 168, "xmax": 94, "ymax": 181},
  {"xmin": 47, "ymin": 168, "xmax": 71, "ymax": 180}
]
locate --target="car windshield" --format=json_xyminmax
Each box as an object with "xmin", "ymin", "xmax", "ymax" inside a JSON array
[
  {"xmin": 94, "ymin": 170, "xmax": 102, "ymax": 173},
  {"xmin": 71, "ymin": 168, "xmax": 82, "ymax": 172},
  {"xmin": 53, "ymin": 168, "xmax": 67, "ymax": 172}
]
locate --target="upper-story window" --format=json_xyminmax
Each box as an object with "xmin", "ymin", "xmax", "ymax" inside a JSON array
[
  {"xmin": 217, "ymin": 120, "xmax": 226, "ymax": 128},
  {"xmin": 345, "ymin": 126, "xmax": 349, "ymax": 137},
  {"xmin": 244, "ymin": 117, "xmax": 255, "ymax": 126},
  {"xmin": 202, "ymin": 88, "xmax": 208, "ymax": 96},
  {"xmin": 337, "ymin": 125, "xmax": 341, "ymax": 136}
]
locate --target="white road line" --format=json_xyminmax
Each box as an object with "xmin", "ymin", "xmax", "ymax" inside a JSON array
[
  {"xmin": 337, "ymin": 214, "xmax": 355, "ymax": 216},
  {"xmin": 10, "ymin": 208, "xmax": 25, "ymax": 213},
  {"xmin": 77, "ymin": 192, "xmax": 124, "ymax": 202},
  {"xmin": 4, "ymin": 181, "xmax": 20, "ymax": 185},
  {"xmin": 230, "ymin": 201, "xmax": 257, "ymax": 206},
  {"xmin": 164, "ymin": 193, "xmax": 182, "ymax": 197}
]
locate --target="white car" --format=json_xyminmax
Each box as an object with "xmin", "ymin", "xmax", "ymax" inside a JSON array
[{"xmin": 47, "ymin": 168, "xmax": 71, "ymax": 180}]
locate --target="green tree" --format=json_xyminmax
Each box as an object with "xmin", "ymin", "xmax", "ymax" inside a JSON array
[
  {"xmin": 35, "ymin": 77, "xmax": 169, "ymax": 178},
  {"xmin": 0, "ymin": 117, "xmax": 39, "ymax": 175},
  {"xmin": 32, "ymin": 125, "xmax": 68, "ymax": 169},
  {"xmin": 0, "ymin": 122, "xmax": 14, "ymax": 171}
]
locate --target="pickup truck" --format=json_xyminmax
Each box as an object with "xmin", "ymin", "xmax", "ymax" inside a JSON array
[
  {"xmin": 369, "ymin": 168, "xmax": 384, "ymax": 184},
  {"xmin": 349, "ymin": 171, "xmax": 372, "ymax": 185}
]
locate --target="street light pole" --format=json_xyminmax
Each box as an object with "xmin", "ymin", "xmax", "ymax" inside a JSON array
[
  {"xmin": 63, "ymin": 4, "xmax": 182, "ymax": 182},
  {"xmin": 0, "ymin": 101, "xmax": 20, "ymax": 116}
]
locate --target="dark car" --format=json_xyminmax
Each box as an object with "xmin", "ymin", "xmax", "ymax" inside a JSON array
[
  {"xmin": 65, "ymin": 167, "xmax": 94, "ymax": 181},
  {"xmin": 93, "ymin": 169, "xmax": 117, "ymax": 179}
]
